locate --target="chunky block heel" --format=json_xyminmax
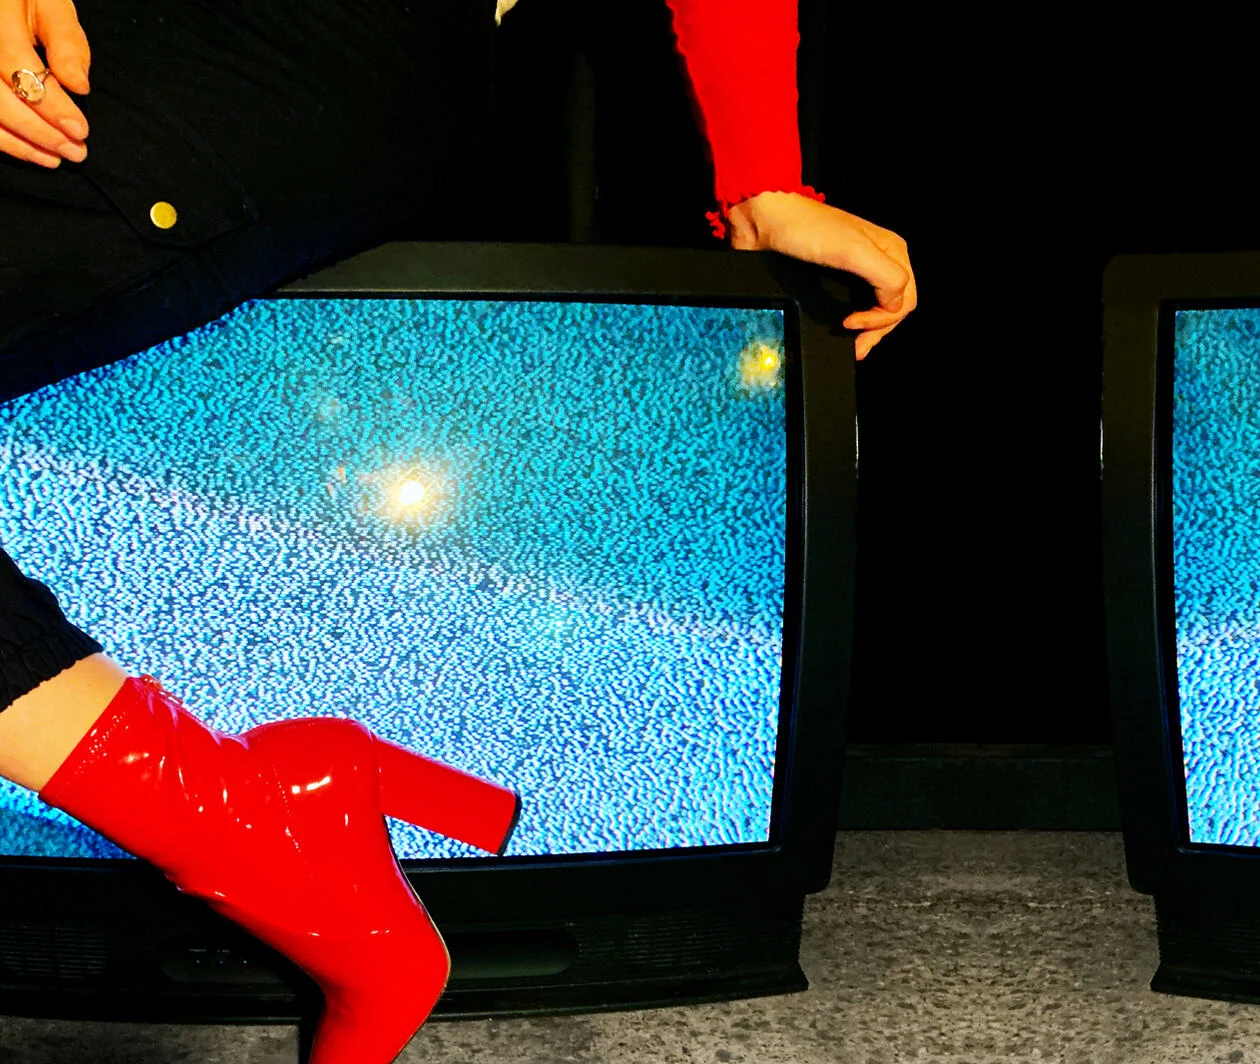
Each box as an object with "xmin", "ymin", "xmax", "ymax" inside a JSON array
[{"xmin": 373, "ymin": 735, "xmax": 521, "ymax": 856}]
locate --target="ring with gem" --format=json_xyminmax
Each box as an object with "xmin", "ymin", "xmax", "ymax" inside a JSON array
[{"xmin": 10, "ymin": 68, "xmax": 53, "ymax": 104}]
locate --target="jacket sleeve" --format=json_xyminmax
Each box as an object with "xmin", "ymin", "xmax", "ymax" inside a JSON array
[{"xmin": 664, "ymin": 0, "xmax": 827, "ymax": 242}]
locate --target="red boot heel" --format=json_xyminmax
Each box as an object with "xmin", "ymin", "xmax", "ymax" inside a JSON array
[{"xmin": 373, "ymin": 735, "xmax": 521, "ymax": 856}]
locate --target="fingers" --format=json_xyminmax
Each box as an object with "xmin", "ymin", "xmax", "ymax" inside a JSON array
[
  {"xmin": 33, "ymin": 0, "xmax": 90, "ymax": 96},
  {"xmin": 848, "ymin": 252, "xmax": 918, "ymax": 361},
  {"xmin": 844, "ymin": 284, "xmax": 917, "ymax": 331},
  {"xmin": 0, "ymin": 0, "xmax": 90, "ymax": 163},
  {"xmin": 855, "ymin": 323, "xmax": 896, "ymax": 362},
  {"xmin": 0, "ymin": 120, "xmax": 64, "ymax": 167},
  {"xmin": 0, "ymin": 83, "xmax": 86, "ymax": 160},
  {"xmin": 845, "ymin": 306, "xmax": 903, "ymax": 331},
  {"xmin": 844, "ymin": 232, "xmax": 917, "ymax": 322},
  {"xmin": 844, "ymin": 279, "xmax": 918, "ymax": 331}
]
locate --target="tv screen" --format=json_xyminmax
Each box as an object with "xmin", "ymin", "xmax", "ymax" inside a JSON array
[
  {"xmin": 0, "ymin": 242, "xmax": 854, "ymax": 1023},
  {"xmin": 0, "ymin": 291, "xmax": 792, "ymax": 864},
  {"xmin": 1167, "ymin": 304, "xmax": 1260, "ymax": 851}
]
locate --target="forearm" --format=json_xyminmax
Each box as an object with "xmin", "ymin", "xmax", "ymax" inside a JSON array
[{"xmin": 663, "ymin": 0, "xmax": 826, "ymax": 242}]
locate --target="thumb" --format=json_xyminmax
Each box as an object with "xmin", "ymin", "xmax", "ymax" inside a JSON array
[{"xmin": 33, "ymin": 0, "xmax": 91, "ymax": 93}]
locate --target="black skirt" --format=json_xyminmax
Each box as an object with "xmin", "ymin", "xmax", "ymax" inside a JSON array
[{"xmin": 0, "ymin": 0, "xmax": 497, "ymax": 709}]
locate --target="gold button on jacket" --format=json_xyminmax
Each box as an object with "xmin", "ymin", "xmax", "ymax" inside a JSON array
[{"xmin": 149, "ymin": 201, "xmax": 178, "ymax": 230}]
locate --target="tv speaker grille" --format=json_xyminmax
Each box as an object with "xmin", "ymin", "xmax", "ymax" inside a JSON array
[
  {"xmin": 0, "ymin": 922, "xmax": 111, "ymax": 982},
  {"xmin": 569, "ymin": 901, "xmax": 805, "ymax": 978}
]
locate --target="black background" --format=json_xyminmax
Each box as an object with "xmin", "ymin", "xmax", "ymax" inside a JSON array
[{"xmin": 485, "ymin": 2, "xmax": 1258, "ymax": 746}]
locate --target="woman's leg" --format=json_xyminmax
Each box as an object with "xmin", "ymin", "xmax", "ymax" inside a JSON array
[
  {"xmin": 0, "ymin": 537, "xmax": 124, "ymax": 793},
  {"xmin": 0, "ymin": 652, "xmax": 126, "ymax": 792},
  {"xmin": 0, "ymin": 543, "xmax": 121, "ymax": 791}
]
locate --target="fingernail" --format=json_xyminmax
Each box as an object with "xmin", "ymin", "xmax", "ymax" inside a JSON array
[{"xmin": 61, "ymin": 119, "xmax": 86, "ymax": 140}]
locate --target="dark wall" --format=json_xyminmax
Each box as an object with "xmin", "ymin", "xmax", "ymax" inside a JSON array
[
  {"xmin": 827, "ymin": 39, "xmax": 1115, "ymax": 745},
  {"xmin": 817, "ymin": 24, "xmax": 1258, "ymax": 745},
  {"xmin": 485, "ymin": 4, "xmax": 1258, "ymax": 747},
  {"xmin": 487, "ymin": 1, "xmax": 715, "ymax": 247}
]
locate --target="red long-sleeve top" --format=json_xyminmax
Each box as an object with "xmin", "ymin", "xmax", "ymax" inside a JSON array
[{"xmin": 664, "ymin": 0, "xmax": 827, "ymax": 242}]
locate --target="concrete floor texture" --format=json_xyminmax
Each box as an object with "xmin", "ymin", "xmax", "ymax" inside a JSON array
[{"xmin": 2, "ymin": 831, "xmax": 1258, "ymax": 1064}]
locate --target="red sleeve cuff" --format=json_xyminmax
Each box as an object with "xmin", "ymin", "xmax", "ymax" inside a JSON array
[{"xmin": 704, "ymin": 184, "xmax": 827, "ymax": 242}]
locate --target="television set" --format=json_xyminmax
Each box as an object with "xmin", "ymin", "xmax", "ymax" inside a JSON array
[
  {"xmin": 0, "ymin": 241, "xmax": 857, "ymax": 1036},
  {"xmin": 1103, "ymin": 249, "xmax": 1260, "ymax": 1001}
]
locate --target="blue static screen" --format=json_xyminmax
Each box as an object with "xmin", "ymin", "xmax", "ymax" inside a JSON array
[
  {"xmin": 0, "ymin": 296, "xmax": 789, "ymax": 862},
  {"xmin": 1171, "ymin": 306, "xmax": 1260, "ymax": 847}
]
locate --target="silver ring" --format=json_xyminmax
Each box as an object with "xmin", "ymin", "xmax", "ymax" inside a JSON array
[{"xmin": 10, "ymin": 68, "xmax": 53, "ymax": 104}]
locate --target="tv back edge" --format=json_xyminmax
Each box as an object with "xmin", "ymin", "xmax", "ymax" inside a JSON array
[
  {"xmin": 0, "ymin": 241, "xmax": 859, "ymax": 1025},
  {"xmin": 1103, "ymin": 249, "xmax": 1260, "ymax": 1004}
]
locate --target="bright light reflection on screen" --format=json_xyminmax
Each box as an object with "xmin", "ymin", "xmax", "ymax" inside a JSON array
[
  {"xmin": 1173, "ymin": 307, "xmax": 1260, "ymax": 847},
  {"xmin": 0, "ymin": 296, "xmax": 788, "ymax": 862}
]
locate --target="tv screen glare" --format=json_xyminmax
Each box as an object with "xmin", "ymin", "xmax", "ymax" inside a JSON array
[{"xmin": 0, "ymin": 290, "xmax": 795, "ymax": 867}]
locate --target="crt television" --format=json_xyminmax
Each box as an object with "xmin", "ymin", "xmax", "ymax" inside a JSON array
[
  {"xmin": 1103, "ymin": 249, "xmax": 1260, "ymax": 1002},
  {"xmin": 0, "ymin": 241, "xmax": 857, "ymax": 1028}
]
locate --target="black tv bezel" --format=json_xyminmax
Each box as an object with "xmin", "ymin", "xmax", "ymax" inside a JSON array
[
  {"xmin": 0, "ymin": 241, "xmax": 856, "ymax": 927},
  {"xmin": 1103, "ymin": 250, "xmax": 1260, "ymax": 901}
]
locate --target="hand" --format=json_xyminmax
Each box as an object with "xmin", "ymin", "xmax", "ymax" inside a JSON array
[
  {"xmin": 0, "ymin": 0, "xmax": 90, "ymax": 168},
  {"xmin": 727, "ymin": 191, "xmax": 917, "ymax": 361}
]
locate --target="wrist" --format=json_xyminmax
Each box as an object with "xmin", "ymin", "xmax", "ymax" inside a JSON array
[
  {"xmin": 725, "ymin": 197, "xmax": 764, "ymax": 251},
  {"xmin": 726, "ymin": 191, "xmax": 798, "ymax": 250}
]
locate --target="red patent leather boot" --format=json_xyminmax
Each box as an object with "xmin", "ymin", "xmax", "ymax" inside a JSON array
[{"xmin": 37, "ymin": 674, "xmax": 521, "ymax": 1064}]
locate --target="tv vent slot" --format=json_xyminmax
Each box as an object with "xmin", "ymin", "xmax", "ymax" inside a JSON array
[
  {"xmin": 571, "ymin": 901, "xmax": 805, "ymax": 978},
  {"xmin": 0, "ymin": 922, "xmax": 110, "ymax": 982}
]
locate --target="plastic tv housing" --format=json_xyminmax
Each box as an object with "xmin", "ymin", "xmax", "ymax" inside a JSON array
[
  {"xmin": 1103, "ymin": 249, "xmax": 1260, "ymax": 1001},
  {"xmin": 0, "ymin": 241, "xmax": 858, "ymax": 1027}
]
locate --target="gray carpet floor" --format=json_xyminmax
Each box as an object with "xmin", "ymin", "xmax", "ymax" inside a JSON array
[{"xmin": 2, "ymin": 831, "xmax": 1258, "ymax": 1063}]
